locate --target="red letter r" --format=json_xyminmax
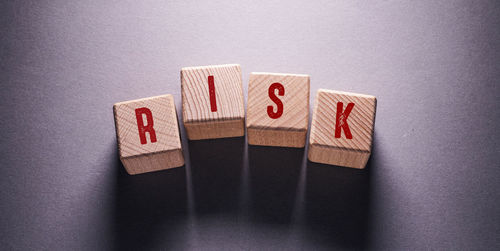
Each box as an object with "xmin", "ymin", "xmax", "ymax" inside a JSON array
[{"xmin": 135, "ymin": 107, "xmax": 157, "ymax": 144}]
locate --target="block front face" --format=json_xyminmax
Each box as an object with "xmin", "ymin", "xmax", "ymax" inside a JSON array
[
  {"xmin": 113, "ymin": 94, "xmax": 184, "ymax": 174},
  {"xmin": 308, "ymin": 89, "xmax": 376, "ymax": 168},
  {"xmin": 181, "ymin": 64, "xmax": 245, "ymax": 140},
  {"xmin": 247, "ymin": 73, "xmax": 310, "ymax": 147}
]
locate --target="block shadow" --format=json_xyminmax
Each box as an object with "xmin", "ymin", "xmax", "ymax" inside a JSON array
[
  {"xmin": 248, "ymin": 145, "xmax": 304, "ymax": 225},
  {"xmin": 302, "ymin": 136, "xmax": 377, "ymax": 250},
  {"xmin": 188, "ymin": 137, "xmax": 245, "ymax": 216},
  {"xmin": 112, "ymin": 146, "xmax": 188, "ymax": 250}
]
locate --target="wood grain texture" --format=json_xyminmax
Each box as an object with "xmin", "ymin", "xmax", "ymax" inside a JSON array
[
  {"xmin": 113, "ymin": 94, "xmax": 184, "ymax": 175},
  {"xmin": 246, "ymin": 72, "xmax": 309, "ymax": 147},
  {"xmin": 181, "ymin": 64, "xmax": 245, "ymax": 140},
  {"xmin": 308, "ymin": 89, "xmax": 377, "ymax": 169}
]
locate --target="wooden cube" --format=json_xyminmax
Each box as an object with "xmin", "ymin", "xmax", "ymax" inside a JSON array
[
  {"xmin": 181, "ymin": 64, "xmax": 245, "ymax": 140},
  {"xmin": 246, "ymin": 72, "xmax": 310, "ymax": 147},
  {"xmin": 113, "ymin": 94, "xmax": 184, "ymax": 175},
  {"xmin": 308, "ymin": 89, "xmax": 377, "ymax": 169}
]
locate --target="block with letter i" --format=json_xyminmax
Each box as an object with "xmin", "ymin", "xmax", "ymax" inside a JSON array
[
  {"xmin": 181, "ymin": 64, "xmax": 245, "ymax": 140},
  {"xmin": 113, "ymin": 94, "xmax": 184, "ymax": 175},
  {"xmin": 247, "ymin": 72, "xmax": 310, "ymax": 147},
  {"xmin": 308, "ymin": 89, "xmax": 377, "ymax": 169}
]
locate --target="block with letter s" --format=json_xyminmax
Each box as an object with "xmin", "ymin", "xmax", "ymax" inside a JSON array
[{"xmin": 246, "ymin": 72, "xmax": 310, "ymax": 148}]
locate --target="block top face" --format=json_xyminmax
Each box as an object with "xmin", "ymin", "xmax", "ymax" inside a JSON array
[
  {"xmin": 113, "ymin": 94, "xmax": 181, "ymax": 158},
  {"xmin": 247, "ymin": 72, "xmax": 310, "ymax": 131},
  {"xmin": 181, "ymin": 64, "xmax": 244, "ymax": 123},
  {"xmin": 310, "ymin": 89, "xmax": 377, "ymax": 152}
]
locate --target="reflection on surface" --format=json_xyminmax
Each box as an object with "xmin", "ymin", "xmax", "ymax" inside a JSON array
[
  {"xmin": 248, "ymin": 145, "xmax": 304, "ymax": 225},
  {"xmin": 188, "ymin": 137, "xmax": 245, "ymax": 216},
  {"xmin": 113, "ymin": 151, "xmax": 188, "ymax": 250},
  {"xmin": 112, "ymin": 136, "xmax": 377, "ymax": 249}
]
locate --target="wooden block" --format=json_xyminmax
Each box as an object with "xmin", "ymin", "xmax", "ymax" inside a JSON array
[
  {"xmin": 113, "ymin": 94, "xmax": 184, "ymax": 175},
  {"xmin": 308, "ymin": 89, "xmax": 377, "ymax": 169},
  {"xmin": 181, "ymin": 64, "xmax": 245, "ymax": 140},
  {"xmin": 246, "ymin": 72, "xmax": 310, "ymax": 147}
]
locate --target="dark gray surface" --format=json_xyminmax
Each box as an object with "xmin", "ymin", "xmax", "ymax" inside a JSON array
[{"xmin": 1, "ymin": 0, "xmax": 499, "ymax": 250}]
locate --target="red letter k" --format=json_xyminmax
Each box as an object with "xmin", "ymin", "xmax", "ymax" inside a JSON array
[{"xmin": 335, "ymin": 102, "xmax": 354, "ymax": 139}]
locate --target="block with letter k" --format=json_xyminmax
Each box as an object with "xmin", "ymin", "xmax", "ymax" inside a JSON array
[{"xmin": 308, "ymin": 89, "xmax": 377, "ymax": 169}]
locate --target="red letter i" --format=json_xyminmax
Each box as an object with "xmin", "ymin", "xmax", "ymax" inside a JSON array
[{"xmin": 208, "ymin": 75, "xmax": 217, "ymax": 112}]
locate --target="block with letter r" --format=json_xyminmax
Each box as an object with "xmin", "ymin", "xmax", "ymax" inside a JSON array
[{"xmin": 113, "ymin": 94, "xmax": 184, "ymax": 175}]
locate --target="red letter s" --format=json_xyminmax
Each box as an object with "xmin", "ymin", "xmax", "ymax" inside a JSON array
[{"xmin": 267, "ymin": 82, "xmax": 285, "ymax": 119}]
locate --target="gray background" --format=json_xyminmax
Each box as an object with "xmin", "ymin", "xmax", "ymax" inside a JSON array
[{"xmin": 1, "ymin": 0, "xmax": 499, "ymax": 250}]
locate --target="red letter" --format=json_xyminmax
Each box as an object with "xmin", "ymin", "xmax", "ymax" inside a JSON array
[
  {"xmin": 267, "ymin": 82, "xmax": 285, "ymax": 119},
  {"xmin": 208, "ymin": 75, "xmax": 217, "ymax": 112},
  {"xmin": 135, "ymin": 107, "xmax": 157, "ymax": 145},
  {"xmin": 335, "ymin": 102, "xmax": 354, "ymax": 139}
]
